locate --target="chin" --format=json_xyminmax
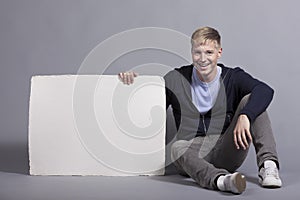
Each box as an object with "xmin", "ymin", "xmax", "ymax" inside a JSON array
[{"xmin": 198, "ymin": 67, "xmax": 210, "ymax": 74}]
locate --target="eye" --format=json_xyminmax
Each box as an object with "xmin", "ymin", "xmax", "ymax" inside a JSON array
[
  {"xmin": 206, "ymin": 51, "xmax": 213, "ymax": 55},
  {"xmin": 193, "ymin": 52, "xmax": 201, "ymax": 56}
]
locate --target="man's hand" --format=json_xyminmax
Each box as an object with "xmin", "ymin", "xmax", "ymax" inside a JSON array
[
  {"xmin": 118, "ymin": 71, "xmax": 138, "ymax": 85},
  {"xmin": 233, "ymin": 114, "xmax": 252, "ymax": 150}
]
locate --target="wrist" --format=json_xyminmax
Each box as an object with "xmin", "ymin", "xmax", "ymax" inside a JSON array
[{"xmin": 239, "ymin": 114, "xmax": 249, "ymax": 121}]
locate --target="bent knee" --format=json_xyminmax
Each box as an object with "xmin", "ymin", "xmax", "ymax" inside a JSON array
[{"xmin": 171, "ymin": 140, "xmax": 191, "ymax": 161}]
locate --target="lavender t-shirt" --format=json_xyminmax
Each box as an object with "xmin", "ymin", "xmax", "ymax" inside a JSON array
[{"xmin": 191, "ymin": 66, "xmax": 222, "ymax": 115}]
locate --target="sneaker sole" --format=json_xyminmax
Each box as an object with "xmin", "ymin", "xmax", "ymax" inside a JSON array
[
  {"xmin": 259, "ymin": 178, "xmax": 282, "ymax": 188},
  {"xmin": 231, "ymin": 172, "xmax": 246, "ymax": 194}
]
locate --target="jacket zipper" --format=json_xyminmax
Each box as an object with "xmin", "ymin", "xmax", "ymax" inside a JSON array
[{"xmin": 202, "ymin": 115, "xmax": 207, "ymax": 134}]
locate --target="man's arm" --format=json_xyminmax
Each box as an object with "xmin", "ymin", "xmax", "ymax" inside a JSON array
[
  {"xmin": 232, "ymin": 68, "xmax": 274, "ymax": 150},
  {"xmin": 233, "ymin": 67, "xmax": 274, "ymax": 123}
]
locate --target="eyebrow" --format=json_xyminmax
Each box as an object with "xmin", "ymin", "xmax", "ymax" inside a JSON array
[{"xmin": 192, "ymin": 49, "xmax": 215, "ymax": 53}]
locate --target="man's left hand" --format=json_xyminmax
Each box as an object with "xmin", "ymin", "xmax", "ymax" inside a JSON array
[{"xmin": 233, "ymin": 114, "xmax": 252, "ymax": 150}]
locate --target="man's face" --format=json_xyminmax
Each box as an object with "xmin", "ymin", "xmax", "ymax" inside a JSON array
[{"xmin": 191, "ymin": 40, "xmax": 222, "ymax": 82}]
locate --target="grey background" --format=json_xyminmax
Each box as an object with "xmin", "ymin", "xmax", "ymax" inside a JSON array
[{"xmin": 0, "ymin": 0, "xmax": 299, "ymax": 199}]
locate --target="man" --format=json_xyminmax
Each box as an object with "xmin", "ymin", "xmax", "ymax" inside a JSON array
[{"xmin": 118, "ymin": 26, "xmax": 282, "ymax": 194}]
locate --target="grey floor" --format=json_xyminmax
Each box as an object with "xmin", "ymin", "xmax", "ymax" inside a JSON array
[{"xmin": 1, "ymin": 142, "xmax": 300, "ymax": 200}]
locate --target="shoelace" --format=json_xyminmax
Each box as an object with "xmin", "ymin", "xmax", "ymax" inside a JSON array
[{"xmin": 264, "ymin": 167, "xmax": 279, "ymax": 179}]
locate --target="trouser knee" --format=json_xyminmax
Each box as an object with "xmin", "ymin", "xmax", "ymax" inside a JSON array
[
  {"xmin": 239, "ymin": 94, "xmax": 251, "ymax": 108},
  {"xmin": 171, "ymin": 140, "xmax": 190, "ymax": 162}
]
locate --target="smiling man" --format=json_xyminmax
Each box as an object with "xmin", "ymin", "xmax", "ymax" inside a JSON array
[{"xmin": 119, "ymin": 26, "xmax": 282, "ymax": 194}]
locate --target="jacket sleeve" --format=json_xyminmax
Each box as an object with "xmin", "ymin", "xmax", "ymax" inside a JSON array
[{"xmin": 233, "ymin": 67, "xmax": 274, "ymax": 123}]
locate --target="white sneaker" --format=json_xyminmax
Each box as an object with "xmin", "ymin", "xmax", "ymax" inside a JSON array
[
  {"xmin": 217, "ymin": 172, "xmax": 246, "ymax": 194},
  {"xmin": 259, "ymin": 160, "xmax": 282, "ymax": 188}
]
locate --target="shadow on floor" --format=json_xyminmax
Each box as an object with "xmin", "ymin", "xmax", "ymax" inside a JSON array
[
  {"xmin": 149, "ymin": 173, "xmax": 200, "ymax": 188},
  {"xmin": 152, "ymin": 165, "xmax": 262, "ymax": 193},
  {"xmin": 244, "ymin": 174, "xmax": 259, "ymax": 186},
  {"xmin": 0, "ymin": 142, "xmax": 29, "ymax": 175}
]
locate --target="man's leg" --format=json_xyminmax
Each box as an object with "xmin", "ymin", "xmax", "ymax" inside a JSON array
[
  {"xmin": 209, "ymin": 94, "xmax": 279, "ymax": 171},
  {"xmin": 251, "ymin": 110, "xmax": 281, "ymax": 187},
  {"xmin": 171, "ymin": 136, "xmax": 229, "ymax": 190},
  {"xmin": 208, "ymin": 94, "xmax": 281, "ymax": 188},
  {"xmin": 251, "ymin": 111, "xmax": 279, "ymax": 169},
  {"xmin": 208, "ymin": 95, "xmax": 251, "ymax": 172}
]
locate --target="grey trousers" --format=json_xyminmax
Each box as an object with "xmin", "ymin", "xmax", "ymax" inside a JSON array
[{"xmin": 171, "ymin": 95, "xmax": 279, "ymax": 189}]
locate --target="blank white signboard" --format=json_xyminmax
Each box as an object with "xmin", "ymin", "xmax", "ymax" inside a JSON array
[{"xmin": 29, "ymin": 75, "xmax": 166, "ymax": 176}]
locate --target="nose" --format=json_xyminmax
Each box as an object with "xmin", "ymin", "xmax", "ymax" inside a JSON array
[{"xmin": 198, "ymin": 53, "xmax": 206, "ymax": 63}]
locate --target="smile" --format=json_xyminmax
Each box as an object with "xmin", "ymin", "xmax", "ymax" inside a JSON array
[{"xmin": 195, "ymin": 64, "xmax": 209, "ymax": 68}]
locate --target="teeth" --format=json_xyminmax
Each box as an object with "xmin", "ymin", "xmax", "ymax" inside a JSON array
[
  {"xmin": 198, "ymin": 63, "xmax": 208, "ymax": 67},
  {"xmin": 194, "ymin": 63, "xmax": 209, "ymax": 68}
]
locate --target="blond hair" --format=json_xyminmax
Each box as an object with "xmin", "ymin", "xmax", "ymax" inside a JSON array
[{"xmin": 191, "ymin": 26, "xmax": 221, "ymax": 48}]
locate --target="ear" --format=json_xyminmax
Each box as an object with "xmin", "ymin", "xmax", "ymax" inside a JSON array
[{"xmin": 217, "ymin": 47, "xmax": 223, "ymax": 58}]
